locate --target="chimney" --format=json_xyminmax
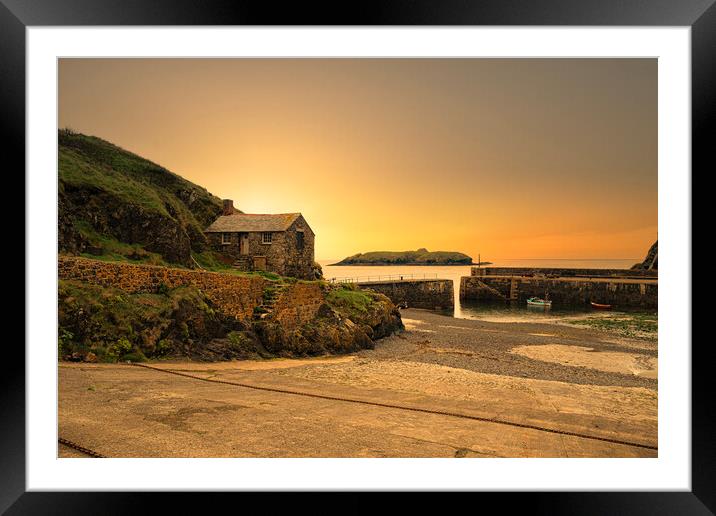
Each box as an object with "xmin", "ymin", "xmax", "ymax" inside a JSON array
[{"xmin": 222, "ymin": 199, "xmax": 234, "ymax": 216}]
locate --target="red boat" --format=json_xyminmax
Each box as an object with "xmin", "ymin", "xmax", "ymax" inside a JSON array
[{"xmin": 590, "ymin": 301, "xmax": 612, "ymax": 310}]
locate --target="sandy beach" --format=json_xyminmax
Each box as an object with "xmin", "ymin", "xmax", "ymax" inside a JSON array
[{"xmin": 59, "ymin": 308, "xmax": 657, "ymax": 458}]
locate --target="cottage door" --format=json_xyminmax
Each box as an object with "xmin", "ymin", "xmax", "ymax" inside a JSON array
[
  {"xmin": 240, "ymin": 233, "xmax": 249, "ymax": 255},
  {"xmin": 253, "ymin": 256, "xmax": 267, "ymax": 270}
]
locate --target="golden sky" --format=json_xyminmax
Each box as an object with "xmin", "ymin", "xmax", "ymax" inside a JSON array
[{"xmin": 59, "ymin": 58, "xmax": 657, "ymax": 261}]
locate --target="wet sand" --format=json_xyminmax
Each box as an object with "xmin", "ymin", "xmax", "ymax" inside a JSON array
[
  {"xmin": 511, "ymin": 344, "xmax": 657, "ymax": 379},
  {"xmin": 58, "ymin": 308, "xmax": 657, "ymax": 458}
]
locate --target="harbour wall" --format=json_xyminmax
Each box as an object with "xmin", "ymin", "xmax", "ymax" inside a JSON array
[
  {"xmin": 358, "ymin": 279, "xmax": 454, "ymax": 310},
  {"xmin": 472, "ymin": 267, "xmax": 657, "ymax": 279},
  {"xmin": 460, "ymin": 275, "xmax": 657, "ymax": 309}
]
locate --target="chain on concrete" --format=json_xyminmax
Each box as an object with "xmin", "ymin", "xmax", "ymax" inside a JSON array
[
  {"xmin": 131, "ymin": 362, "xmax": 657, "ymax": 452},
  {"xmin": 58, "ymin": 437, "xmax": 107, "ymax": 458}
]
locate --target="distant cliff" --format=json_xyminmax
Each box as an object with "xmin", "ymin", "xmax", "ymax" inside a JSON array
[
  {"xmin": 332, "ymin": 248, "xmax": 474, "ymax": 266},
  {"xmin": 632, "ymin": 241, "xmax": 658, "ymax": 270}
]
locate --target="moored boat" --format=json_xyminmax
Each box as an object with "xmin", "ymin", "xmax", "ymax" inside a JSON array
[
  {"xmin": 526, "ymin": 297, "xmax": 552, "ymax": 308},
  {"xmin": 590, "ymin": 301, "xmax": 612, "ymax": 310}
]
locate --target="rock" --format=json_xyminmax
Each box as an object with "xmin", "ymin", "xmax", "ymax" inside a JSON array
[
  {"xmin": 58, "ymin": 280, "xmax": 246, "ymax": 363},
  {"xmin": 251, "ymin": 293, "xmax": 400, "ymax": 357},
  {"xmin": 58, "ymin": 264, "xmax": 403, "ymax": 363},
  {"xmin": 58, "ymin": 130, "xmax": 224, "ymax": 266},
  {"xmin": 311, "ymin": 261, "xmax": 324, "ymax": 280},
  {"xmin": 315, "ymin": 302, "xmax": 335, "ymax": 319},
  {"xmin": 84, "ymin": 352, "xmax": 98, "ymax": 363},
  {"xmin": 347, "ymin": 292, "xmax": 404, "ymax": 339},
  {"xmin": 632, "ymin": 241, "xmax": 658, "ymax": 270}
]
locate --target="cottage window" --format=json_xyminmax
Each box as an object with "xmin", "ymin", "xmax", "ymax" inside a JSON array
[
  {"xmin": 296, "ymin": 231, "xmax": 305, "ymax": 250},
  {"xmin": 262, "ymin": 232, "xmax": 273, "ymax": 244},
  {"xmin": 221, "ymin": 233, "xmax": 231, "ymax": 245}
]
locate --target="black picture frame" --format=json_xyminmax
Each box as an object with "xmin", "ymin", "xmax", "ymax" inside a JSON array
[{"xmin": 4, "ymin": 0, "xmax": 708, "ymax": 512}]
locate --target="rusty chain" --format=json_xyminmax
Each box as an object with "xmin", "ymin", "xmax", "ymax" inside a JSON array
[
  {"xmin": 58, "ymin": 437, "xmax": 107, "ymax": 458},
  {"xmin": 131, "ymin": 362, "xmax": 658, "ymax": 451}
]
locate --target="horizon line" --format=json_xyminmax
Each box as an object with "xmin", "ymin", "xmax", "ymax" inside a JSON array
[{"xmin": 317, "ymin": 257, "xmax": 641, "ymax": 262}]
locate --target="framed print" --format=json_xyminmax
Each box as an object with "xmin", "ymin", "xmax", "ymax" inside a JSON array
[{"xmin": 4, "ymin": 0, "xmax": 710, "ymax": 512}]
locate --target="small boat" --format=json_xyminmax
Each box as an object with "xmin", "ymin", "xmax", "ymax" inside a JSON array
[
  {"xmin": 590, "ymin": 301, "xmax": 612, "ymax": 310},
  {"xmin": 527, "ymin": 297, "xmax": 552, "ymax": 308}
]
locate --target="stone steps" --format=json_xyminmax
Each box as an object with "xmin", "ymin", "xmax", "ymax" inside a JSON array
[
  {"xmin": 233, "ymin": 256, "xmax": 252, "ymax": 271},
  {"xmin": 252, "ymin": 283, "xmax": 290, "ymax": 321}
]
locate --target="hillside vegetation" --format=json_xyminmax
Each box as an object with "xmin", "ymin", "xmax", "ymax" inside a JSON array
[
  {"xmin": 333, "ymin": 248, "xmax": 473, "ymax": 265},
  {"xmin": 59, "ymin": 129, "xmax": 226, "ymax": 265},
  {"xmin": 59, "ymin": 279, "xmax": 402, "ymax": 362}
]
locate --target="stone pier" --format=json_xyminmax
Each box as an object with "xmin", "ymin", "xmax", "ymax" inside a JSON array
[
  {"xmin": 357, "ymin": 279, "xmax": 453, "ymax": 310},
  {"xmin": 461, "ymin": 269, "xmax": 657, "ymax": 309}
]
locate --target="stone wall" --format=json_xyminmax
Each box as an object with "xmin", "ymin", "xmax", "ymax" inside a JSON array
[
  {"xmin": 58, "ymin": 256, "xmax": 404, "ymax": 359},
  {"xmin": 277, "ymin": 216, "xmax": 315, "ymax": 279},
  {"xmin": 472, "ymin": 267, "xmax": 658, "ymax": 278},
  {"xmin": 358, "ymin": 279, "xmax": 454, "ymax": 310},
  {"xmin": 206, "ymin": 215, "xmax": 315, "ymax": 279},
  {"xmin": 461, "ymin": 275, "xmax": 657, "ymax": 309},
  {"xmin": 58, "ymin": 256, "xmax": 267, "ymax": 321},
  {"xmin": 271, "ymin": 282, "xmax": 326, "ymax": 330}
]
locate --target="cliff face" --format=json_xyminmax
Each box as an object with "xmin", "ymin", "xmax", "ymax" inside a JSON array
[
  {"xmin": 58, "ymin": 129, "xmax": 224, "ymax": 265},
  {"xmin": 632, "ymin": 241, "xmax": 658, "ymax": 270}
]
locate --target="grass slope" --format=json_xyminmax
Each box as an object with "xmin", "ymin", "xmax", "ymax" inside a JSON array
[{"xmin": 59, "ymin": 129, "xmax": 225, "ymax": 264}]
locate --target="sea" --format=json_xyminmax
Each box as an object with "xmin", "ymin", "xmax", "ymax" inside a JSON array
[{"xmin": 318, "ymin": 258, "xmax": 640, "ymax": 321}]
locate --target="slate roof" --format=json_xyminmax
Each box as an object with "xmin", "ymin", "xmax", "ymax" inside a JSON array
[{"xmin": 205, "ymin": 213, "xmax": 302, "ymax": 233}]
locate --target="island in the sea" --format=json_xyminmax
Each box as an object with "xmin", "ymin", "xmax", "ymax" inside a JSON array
[{"xmin": 331, "ymin": 248, "xmax": 490, "ymax": 266}]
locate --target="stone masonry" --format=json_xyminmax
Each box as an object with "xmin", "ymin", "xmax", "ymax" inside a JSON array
[
  {"xmin": 357, "ymin": 279, "xmax": 454, "ymax": 310},
  {"xmin": 205, "ymin": 208, "xmax": 316, "ymax": 280},
  {"xmin": 59, "ymin": 256, "xmax": 267, "ymax": 321},
  {"xmin": 271, "ymin": 282, "xmax": 326, "ymax": 330},
  {"xmin": 472, "ymin": 267, "xmax": 658, "ymax": 278},
  {"xmin": 59, "ymin": 256, "xmax": 329, "ymax": 329},
  {"xmin": 461, "ymin": 275, "xmax": 657, "ymax": 309}
]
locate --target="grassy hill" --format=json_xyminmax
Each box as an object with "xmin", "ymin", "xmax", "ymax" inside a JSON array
[
  {"xmin": 333, "ymin": 248, "xmax": 474, "ymax": 265},
  {"xmin": 59, "ymin": 129, "xmax": 227, "ymax": 265}
]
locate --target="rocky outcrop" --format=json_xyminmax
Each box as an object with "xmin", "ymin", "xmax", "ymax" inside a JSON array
[
  {"xmin": 60, "ymin": 185, "xmax": 199, "ymax": 264},
  {"xmin": 254, "ymin": 291, "xmax": 402, "ymax": 356},
  {"xmin": 58, "ymin": 280, "xmax": 251, "ymax": 362},
  {"xmin": 632, "ymin": 241, "xmax": 658, "ymax": 270},
  {"xmin": 58, "ymin": 272, "xmax": 403, "ymax": 362},
  {"xmin": 311, "ymin": 261, "xmax": 324, "ymax": 280},
  {"xmin": 58, "ymin": 129, "xmax": 224, "ymax": 266}
]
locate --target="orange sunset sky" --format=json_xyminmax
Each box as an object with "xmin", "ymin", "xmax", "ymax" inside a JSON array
[{"xmin": 58, "ymin": 58, "xmax": 657, "ymax": 261}]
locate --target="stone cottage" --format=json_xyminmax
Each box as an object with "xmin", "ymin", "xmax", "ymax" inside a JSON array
[{"xmin": 205, "ymin": 200, "xmax": 316, "ymax": 279}]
